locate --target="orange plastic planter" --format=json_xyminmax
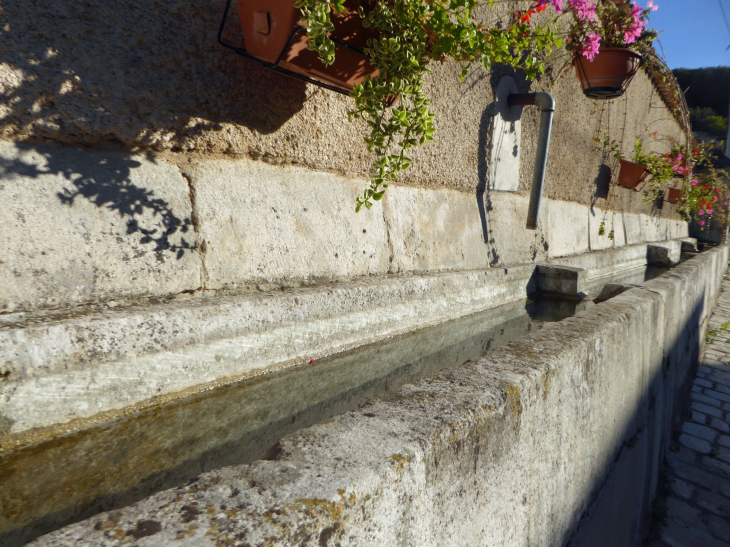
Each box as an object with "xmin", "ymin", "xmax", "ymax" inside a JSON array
[
  {"xmin": 617, "ymin": 159, "xmax": 650, "ymax": 191},
  {"xmin": 238, "ymin": 0, "xmax": 379, "ymax": 92},
  {"xmin": 574, "ymin": 47, "xmax": 642, "ymax": 100},
  {"xmin": 666, "ymin": 187, "xmax": 682, "ymax": 204}
]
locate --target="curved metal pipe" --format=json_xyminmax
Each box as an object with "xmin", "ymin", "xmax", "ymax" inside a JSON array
[{"xmin": 507, "ymin": 92, "xmax": 556, "ymax": 230}]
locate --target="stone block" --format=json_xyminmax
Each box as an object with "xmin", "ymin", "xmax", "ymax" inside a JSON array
[
  {"xmin": 546, "ymin": 200, "xmax": 589, "ymax": 258},
  {"xmin": 679, "ymin": 433, "xmax": 712, "ymax": 454},
  {"xmin": 691, "ymin": 402, "xmax": 724, "ymax": 419},
  {"xmin": 535, "ymin": 264, "xmax": 587, "ymax": 296},
  {"xmin": 647, "ymin": 241, "xmax": 681, "ymax": 266},
  {"xmin": 705, "ymin": 390, "xmax": 730, "ymax": 404},
  {"xmin": 693, "ymin": 393, "xmax": 723, "ymax": 408},
  {"xmin": 0, "ymin": 142, "xmax": 202, "ymax": 312},
  {"xmin": 384, "ymin": 186, "xmax": 490, "ymax": 272},
  {"xmin": 588, "ymin": 208, "xmax": 615, "ymax": 251},
  {"xmin": 695, "ymin": 378, "xmax": 715, "ymax": 389},
  {"xmin": 188, "ymin": 158, "xmax": 390, "ymax": 290},
  {"xmin": 681, "ymin": 238, "xmax": 698, "ymax": 253},
  {"xmin": 682, "ymin": 422, "xmax": 719, "ymax": 442}
]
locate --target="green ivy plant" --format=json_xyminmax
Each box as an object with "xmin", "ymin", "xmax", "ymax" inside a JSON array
[{"xmin": 294, "ymin": 0, "xmax": 563, "ymax": 211}]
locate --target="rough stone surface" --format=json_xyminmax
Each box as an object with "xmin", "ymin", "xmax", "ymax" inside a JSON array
[
  {"xmin": 547, "ymin": 199, "xmax": 589, "ymax": 258},
  {"xmin": 0, "ymin": 267, "xmax": 538, "ymax": 435},
  {"xmin": 647, "ymin": 241, "xmax": 682, "ymax": 266},
  {"xmin": 535, "ymin": 264, "xmax": 586, "ymax": 296},
  {"xmin": 0, "ymin": 0, "xmax": 686, "ymax": 218},
  {"xmin": 646, "ymin": 275, "xmax": 730, "ymax": 546},
  {"xmin": 0, "ymin": 142, "xmax": 201, "ymax": 313},
  {"xmin": 187, "ymin": 158, "xmax": 390, "ymax": 290},
  {"xmin": 0, "ymin": 142, "xmax": 688, "ymax": 314},
  {"xmin": 21, "ymin": 247, "xmax": 728, "ymax": 547}
]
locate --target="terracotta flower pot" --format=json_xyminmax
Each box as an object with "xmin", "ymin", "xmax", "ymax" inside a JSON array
[
  {"xmin": 573, "ymin": 47, "xmax": 642, "ymax": 100},
  {"xmin": 666, "ymin": 187, "xmax": 682, "ymax": 204},
  {"xmin": 617, "ymin": 159, "xmax": 650, "ymax": 191},
  {"xmin": 237, "ymin": 0, "xmax": 379, "ymax": 92}
]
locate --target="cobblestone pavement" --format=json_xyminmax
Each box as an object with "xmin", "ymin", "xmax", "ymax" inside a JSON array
[{"xmin": 647, "ymin": 278, "xmax": 730, "ymax": 546}]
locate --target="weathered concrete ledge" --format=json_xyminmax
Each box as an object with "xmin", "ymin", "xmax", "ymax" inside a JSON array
[
  {"xmin": 647, "ymin": 241, "xmax": 682, "ymax": 266},
  {"xmin": 0, "ymin": 241, "xmax": 692, "ymax": 440},
  {"xmin": 27, "ymin": 246, "xmax": 728, "ymax": 547}
]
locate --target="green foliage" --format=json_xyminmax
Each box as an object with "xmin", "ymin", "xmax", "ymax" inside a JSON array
[
  {"xmin": 689, "ymin": 107, "xmax": 728, "ymax": 139},
  {"xmin": 295, "ymin": 0, "xmax": 562, "ymax": 210},
  {"xmin": 706, "ymin": 321, "xmax": 729, "ymax": 342},
  {"xmin": 677, "ymin": 168, "xmax": 730, "ymax": 229},
  {"xmin": 673, "ymin": 67, "xmax": 730, "ymax": 120},
  {"xmin": 632, "ymin": 137, "xmax": 678, "ymax": 203}
]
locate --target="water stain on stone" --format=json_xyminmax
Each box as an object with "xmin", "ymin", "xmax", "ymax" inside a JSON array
[
  {"xmin": 0, "ymin": 414, "xmax": 15, "ymax": 437},
  {"xmin": 127, "ymin": 519, "xmax": 162, "ymax": 539},
  {"xmin": 180, "ymin": 504, "xmax": 201, "ymax": 523}
]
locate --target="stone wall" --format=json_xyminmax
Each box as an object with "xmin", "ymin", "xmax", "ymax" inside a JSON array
[
  {"xmin": 0, "ymin": 1, "xmax": 707, "ymax": 545},
  {"xmin": 25, "ymin": 246, "xmax": 729, "ymax": 547}
]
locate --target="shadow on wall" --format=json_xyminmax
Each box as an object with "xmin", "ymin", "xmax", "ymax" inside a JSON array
[
  {"xmin": 0, "ymin": 144, "xmax": 196, "ymax": 258},
  {"xmin": 475, "ymin": 66, "xmax": 545, "ymax": 265},
  {"xmin": 0, "ymin": 0, "xmax": 307, "ymax": 150},
  {"xmin": 564, "ymin": 298, "xmax": 705, "ymax": 547}
]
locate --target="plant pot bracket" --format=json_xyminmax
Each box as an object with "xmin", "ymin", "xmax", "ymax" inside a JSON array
[{"xmin": 218, "ymin": 0, "xmax": 368, "ymax": 96}]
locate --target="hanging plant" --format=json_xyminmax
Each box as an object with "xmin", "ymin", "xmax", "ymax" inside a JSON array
[
  {"xmin": 294, "ymin": 0, "xmax": 564, "ymax": 210},
  {"xmin": 678, "ymin": 169, "xmax": 730, "ymax": 230},
  {"xmin": 564, "ymin": 0, "xmax": 658, "ymax": 99},
  {"xmin": 632, "ymin": 136, "xmax": 682, "ymax": 202}
]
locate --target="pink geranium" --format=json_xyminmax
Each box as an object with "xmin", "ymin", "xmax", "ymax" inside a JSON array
[
  {"xmin": 698, "ymin": 209, "xmax": 705, "ymax": 216},
  {"xmin": 569, "ymin": 0, "xmax": 597, "ymax": 21},
  {"xmin": 699, "ymin": 220, "xmax": 705, "ymax": 226},
  {"xmin": 623, "ymin": 2, "xmax": 647, "ymax": 44},
  {"xmin": 691, "ymin": 179, "xmax": 699, "ymax": 186},
  {"xmin": 537, "ymin": 0, "xmax": 564, "ymax": 13},
  {"xmin": 581, "ymin": 32, "xmax": 602, "ymax": 61},
  {"xmin": 708, "ymin": 208, "xmax": 714, "ymax": 215}
]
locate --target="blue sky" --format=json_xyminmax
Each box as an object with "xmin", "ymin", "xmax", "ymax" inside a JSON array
[{"xmin": 645, "ymin": 0, "xmax": 730, "ymax": 68}]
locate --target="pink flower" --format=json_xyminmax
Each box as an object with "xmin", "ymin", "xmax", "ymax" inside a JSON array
[
  {"xmin": 691, "ymin": 179, "xmax": 699, "ymax": 186},
  {"xmin": 698, "ymin": 209, "xmax": 705, "ymax": 216},
  {"xmin": 581, "ymin": 32, "xmax": 602, "ymax": 61},
  {"xmin": 537, "ymin": 0, "xmax": 563, "ymax": 12},
  {"xmin": 699, "ymin": 220, "xmax": 705, "ymax": 226},
  {"xmin": 708, "ymin": 208, "xmax": 714, "ymax": 215},
  {"xmin": 647, "ymin": 1, "xmax": 658, "ymax": 11},
  {"xmin": 624, "ymin": 3, "xmax": 647, "ymax": 43},
  {"xmin": 724, "ymin": 201, "xmax": 728, "ymax": 206},
  {"xmin": 569, "ymin": 0, "xmax": 597, "ymax": 21}
]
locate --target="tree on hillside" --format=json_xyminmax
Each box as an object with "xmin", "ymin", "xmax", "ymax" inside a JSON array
[
  {"xmin": 673, "ymin": 67, "xmax": 730, "ymax": 116},
  {"xmin": 673, "ymin": 67, "xmax": 729, "ymax": 140}
]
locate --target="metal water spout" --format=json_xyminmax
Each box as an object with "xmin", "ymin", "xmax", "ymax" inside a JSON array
[{"xmin": 507, "ymin": 92, "xmax": 555, "ymax": 230}]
